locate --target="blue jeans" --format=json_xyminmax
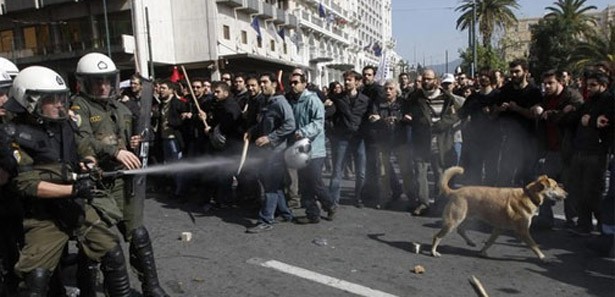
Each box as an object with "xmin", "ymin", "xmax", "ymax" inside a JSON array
[
  {"xmin": 258, "ymin": 152, "xmax": 292, "ymax": 224},
  {"xmin": 329, "ymin": 136, "xmax": 366, "ymax": 205},
  {"xmin": 162, "ymin": 138, "xmax": 187, "ymax": 196},
  {"xmin": 299, "ymin": 157, "xmax": 334, "ymax": 220}
]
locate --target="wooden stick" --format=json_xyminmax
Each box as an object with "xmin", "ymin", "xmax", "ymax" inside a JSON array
[
  {"xmin": 180, "ymin": 65, "xmax": 209, "ymax": 131},
  {"xmin": 236, "ymin": 138, "xmax": 249, "ymax": 175},
  {"xmin": 469, "ymin": 275, "xmax": 489, "ymax": 297}
]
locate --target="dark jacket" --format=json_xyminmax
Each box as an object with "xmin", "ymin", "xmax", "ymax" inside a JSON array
[
  {"xmin": 572, "ymin": 90, "xmax": 614, "ymax": 154},
  {"xmin": 234, "ymin": 90, "xmax": 250, "ymax": 111},
  {"xmin": 209, "ymin": 97, "xmax": 244, "ymax": 153},
  {"xmin": 369, "ymin": 96, "xmax": 406, "ymax": 146},
  {"xmin": 158, "ymin": 95, "xmax": 189, "ymax": 149},
  {"xmin": 329, "ymin": 91, "xmax": 370, "ymax": 139},
  {"xmin": 244, "ymin": 92, "xmax": 265, "ymax": 132},
  {"xmin": 496, "ymin": 82, "xmax": 543, "ymax": 134},
  {"xmin": 360, "ymin": 83, "xmax": 385, "ymax": 142},
  {"xmin": 458, "ymin": 89, "xmax": 501, "ymax": 142},
  {"xmin": 404, "ymin": 89, "xmax": 458, "ymax": 164},
  {"xmin": 249, "ymin": 94, "xmax": 295, "ymax": 153},
  {"xmin": 536, "ymin": 87, "xmax": 584, "ymax": 159}
]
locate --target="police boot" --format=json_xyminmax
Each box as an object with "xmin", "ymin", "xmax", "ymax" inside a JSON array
[
  {"xmin": 20, "ymin": 268, "xmax": 50, "ymax": 297},
  {"xmin": 76, "ymin": 250, "xmax": 99, "ymax": 297},
  {"xmin": 130, "ymin": 227, "xmax": 169, "ymax": 297},
  {"xmin": 100, "ymin": 245, "xmax": 131, "ymax": 297}
]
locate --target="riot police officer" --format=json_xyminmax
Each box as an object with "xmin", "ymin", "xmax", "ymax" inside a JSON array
[
  {"xmin": 4, "ymin": 66, "xmax": 131, "ymax": 296},
  {"xmin": 0, "ymin": 65, "xmax": 21, "ymax": 297},
  {"xmin": 70, "ymin": 53, "xmax": 168, "ymax": 297}
]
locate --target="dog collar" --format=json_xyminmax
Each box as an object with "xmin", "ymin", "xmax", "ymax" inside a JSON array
[{"xmin": 523, "ymin": 187, "xmax": 541, "ymax": 207}]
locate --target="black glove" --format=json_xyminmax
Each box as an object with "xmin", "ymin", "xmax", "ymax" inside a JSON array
[{"xmin": 72, "ymin": 178, "xmax": 94, "ymax": 200}]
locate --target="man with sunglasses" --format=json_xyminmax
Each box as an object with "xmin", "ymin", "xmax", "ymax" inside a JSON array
[{"xmin": 287, "ymin": 72, "xmax": 336, "ymax": 224}]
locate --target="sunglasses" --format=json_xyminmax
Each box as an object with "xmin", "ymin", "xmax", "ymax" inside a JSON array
[{"xmin": 290, "ymin": 81, "xmax": 301, "ymax": 85}]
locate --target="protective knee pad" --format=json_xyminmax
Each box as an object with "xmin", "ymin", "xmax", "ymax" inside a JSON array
[
  {"xmin": 76, "ymin": 250, "xmax": 99, "ymax": 297},
  {"xmin": 100, "ymin": 245, "xmax": 131, "ymax": 297},
  {"xmin": 128, "ymin": 227, "xmax": 168, "ymax": 297}
]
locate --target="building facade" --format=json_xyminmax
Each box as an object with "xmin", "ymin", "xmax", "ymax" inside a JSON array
[
  {"xmin": 502, "ymin": 5, "xmax": 615, "ymax": 62},
  {"xmin": 0, "ymin": 0, "xmax": 396, "ymax": 86}
]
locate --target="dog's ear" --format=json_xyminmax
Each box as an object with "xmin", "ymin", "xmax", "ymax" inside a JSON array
[
  {"xmin": 526, "ymin": 180, "xmax": 545, "ymax": 193},
  {"xmin": 537, "ymin": 175, "xmax": 549, "ymax": 182}
]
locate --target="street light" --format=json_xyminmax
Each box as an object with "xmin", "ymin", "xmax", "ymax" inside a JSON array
[
  {"xmin": 471, "ymin": 0, "xmax": 477, "ymax": 78},
  {"xmin": 102, "ymin": 0, "xmax": 111, "ymax": 58}
]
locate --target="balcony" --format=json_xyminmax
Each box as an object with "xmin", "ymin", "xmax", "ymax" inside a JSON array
[
  {"xmin": 274, "ymin": 8, "xmax": 286, "ymax": 24},
  {"xmin": 309, "ymin": 48, "xmax": 332, "ymax": 63},
  {"xmin": 243, "ymin": 0, "xmax": 260, "ymax": 14},
  {"xmin": 5, "ymin": 0, "xmax": 38, "ymax": 12},
  {"xmin": 287, "ymin": 14, "xmax": 298, "ymax": 27},
  {"xmin": 331, "ymin": 2, "xmax": 341, "ymax": 14},
  {"xmin": 215, "ymin": 0, "xmax": 243, "ymax": 8},
  {"xmin": 261, "ymin": 2, "xmax": 274, "ymax": 18},
  {"xmin": 301, "ymin": 10, "xmax": 310, "ymax": 22},
  {"xmin": 41, "ymin": 0, "xmax": 82, "ymax": 6},
  {"xmin": 312, "ymin": 17, "xmax": 323, "ymax": 27}
]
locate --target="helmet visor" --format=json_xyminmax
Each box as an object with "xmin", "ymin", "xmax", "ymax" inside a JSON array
[
  {"xmin": 80, "ymin": 72, "xmax": 119, "ymax": 100},
  {"xmin": 0, "ymin": 86, "xmax": 10, "ymax": 97},
  {"xmin": 31, "ymin": 91, "xmax": 70, "ymax": 120}
]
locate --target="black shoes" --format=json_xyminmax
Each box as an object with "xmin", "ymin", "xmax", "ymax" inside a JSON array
[
  {"xmin": 293, "ymin": 217, "xmax": 321, "ymax": 224},
  {"xmin": 323, "ymin": 206, "xmax": 337, "ymax": 221}
]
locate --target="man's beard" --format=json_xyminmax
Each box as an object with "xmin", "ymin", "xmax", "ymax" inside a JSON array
[
  {"xmin": 422, "ymin": 83, "xmax": 435, "ymax": 91},
  {"xmin": 512, "ymin": 75, "xmax": 525, "ymax": 86}
]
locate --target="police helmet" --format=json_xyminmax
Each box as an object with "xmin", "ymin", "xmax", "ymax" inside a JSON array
[
  {"xmin": 75, "ymin": 52, "xmax": 120, "ymax": 101},
  {"xmin": 9, "ymin": 66, "xmax": 70, "ymax": 121},
  {"xmin": 0, "ymin": 57, "xmax": 19, "ymax": 78},
  {"xmin": 284, "ymin": 138, "xmax": 311, "ymax": 169}
]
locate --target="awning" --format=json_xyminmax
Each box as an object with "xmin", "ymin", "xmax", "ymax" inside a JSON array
[{"xmin": 220, "ymin": 53, "xmax": 304, "ymax": 73}]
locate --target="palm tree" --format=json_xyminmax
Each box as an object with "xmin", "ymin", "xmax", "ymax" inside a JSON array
[
  {"xmin": 545, "ymin": 0, "xmax": 597, "ymax": 37},
  {"xmin": 571, "ymin": 24, "xmax": 615, "ymax": 70},
  {"xmin": 456, "ymin": 0, "xmax": 520, "ymax": 48}
]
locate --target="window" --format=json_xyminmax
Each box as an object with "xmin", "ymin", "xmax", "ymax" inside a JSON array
[
  {"xmin": 23, "ymin": 25, "xmax": 50, "ymax": 53},
  {"xmin": 257, "ymin": 38, "xmax": 262, "ymax": 48},
  {"xmin": 223, "ymin": 25, "xmax": 230, "ymax": 40},
  {"xmin": 0, "ymin": 30, "xmax": 13, "ymax": 52},
  {"xmin": 283, "ymin": 43, "xmax": 287, "ymax": 54},
  {"xmin": 270, "ymin": 40, "xmax": 275, "ymax": 51},
  {"xmin": 241, "ymin": 30, "xmax": 247, "ymax": 44}
]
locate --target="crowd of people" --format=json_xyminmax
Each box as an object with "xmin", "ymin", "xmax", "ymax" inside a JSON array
[{"xmin": 0, "ymin": 52, "xmax": 614, "ymax": 296}]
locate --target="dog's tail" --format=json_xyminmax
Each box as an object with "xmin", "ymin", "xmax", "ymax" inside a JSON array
[{"xmin": 439, "ymin": 166, "xmax": 464, "ymax": 196}]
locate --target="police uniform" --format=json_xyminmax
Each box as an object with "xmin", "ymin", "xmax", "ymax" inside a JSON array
[
  {"xmin": 5, "ymin": 114, "xmax": 130, "ymax": 296},
  {"xmin": 71, "ymin": 95, "xmax": 168, "ymax": 297},
  {"xmin": 71, "ymin": 96, "xmax": 136, "ymax": 229},
  {"xmin": 0, "ymin": 121, "xmax": 21, "ymax": 296}
]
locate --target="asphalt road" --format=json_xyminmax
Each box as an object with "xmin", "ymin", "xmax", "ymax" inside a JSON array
[{"xmin": 136, "ymin": 178, "xmax": 615, "ymax": 297}]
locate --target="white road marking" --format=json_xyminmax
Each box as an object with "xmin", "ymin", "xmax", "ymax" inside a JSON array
[
  {"xmin": 247, "ymin": 258, "xmax": 399, "ymax": 297},
  {"xmin": 554, "ymin": 214, "xmax": 597, "ymax": 225}
]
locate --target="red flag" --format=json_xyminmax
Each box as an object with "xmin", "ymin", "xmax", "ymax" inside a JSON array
[
  {"xmin": 170, "ymin": 66, "xmax": 183, "ymax": 83},
  {"xmin": 277, "ymin": 70, "xmax": 284, "ymax": 93}
]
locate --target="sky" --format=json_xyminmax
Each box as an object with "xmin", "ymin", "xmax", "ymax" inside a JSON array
[{"xmin": 392, "ymin": 0, "xmax": 614, "ymax": 68}]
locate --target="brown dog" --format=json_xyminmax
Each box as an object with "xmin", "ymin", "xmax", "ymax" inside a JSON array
[{"xmin": 431, "ymin": 166, "xmax": 567, "ymax": 261}]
